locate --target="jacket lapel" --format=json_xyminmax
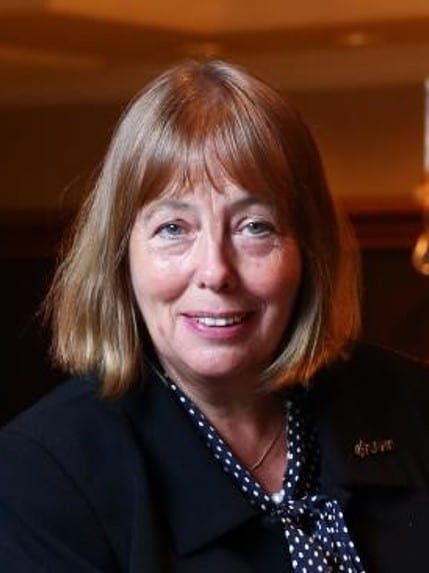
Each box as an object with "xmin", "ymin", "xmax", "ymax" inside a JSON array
[{"xmin": 121, "ymin": 370, "xmax": 257, "ymax": 556}]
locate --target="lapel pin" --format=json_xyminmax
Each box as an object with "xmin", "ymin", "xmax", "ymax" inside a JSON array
[{"xmin": 354, "ymin": 438, "xmax": 395, "ymax": 459}]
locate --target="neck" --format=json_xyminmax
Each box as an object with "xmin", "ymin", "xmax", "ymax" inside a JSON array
[
  {"xmin": 160, "ymin": 359, "xmax": 271, "ymax": 416},
  {"xmin": 157, "ymin": 363, "xmax": 287, "ymax": 492}
]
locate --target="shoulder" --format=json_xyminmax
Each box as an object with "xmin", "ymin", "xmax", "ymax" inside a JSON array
[
  {"xmin": 310, "ymin": 342, "xmax": 429, "ymax": 438},
  {"xmin": 4, "ymin": 374, "xmax": 116, "ymax": 433},
  {"xmin": 346, "ymin": 341, "xmax": 428, "ymax": 376},
  {"xmin": 0, "ymin": 376, "xmax": 155, "ymax": 570},
  {"xmin": 0, "ymin": 375, "xmax": 145, "ymax": 486},
  {"xmin": 2, "ymin": 376, "xmax": 133, "ymax": 466},
  {"xmin": 317, "ymin": 341, "xmax": 429, "ymax": 396}
]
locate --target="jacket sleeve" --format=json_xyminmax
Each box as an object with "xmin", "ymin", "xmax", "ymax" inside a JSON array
[{"xmin": 0, "ymin": 429, "xmax": 119, "ymax": 572}]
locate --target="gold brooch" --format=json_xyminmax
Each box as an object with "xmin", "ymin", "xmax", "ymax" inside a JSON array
[{"xmin": 354, "ymin": 438, "xmax": 395, "ymax": 459}]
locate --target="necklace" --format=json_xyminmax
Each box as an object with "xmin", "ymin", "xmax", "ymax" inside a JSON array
[
  {"xmin": 151, "ymin": 361, "xmax": 286, "ymax": 474},
  {"xmin": 250, "ymin": 418, "xmax": 285, "ymax": 471}
]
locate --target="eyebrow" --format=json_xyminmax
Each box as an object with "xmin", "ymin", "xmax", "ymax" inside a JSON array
[
  {"xmin": 140, "ymin": 199, "xmax": 194, "ymax": 221},
  {"xmin": 141, "ymin": 195, "xmax": 272, "ymax": 221}
]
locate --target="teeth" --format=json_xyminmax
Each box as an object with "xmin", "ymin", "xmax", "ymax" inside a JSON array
[{"xmin": 196, "ymin": 315, "xmax": 244, "ymax": 327}]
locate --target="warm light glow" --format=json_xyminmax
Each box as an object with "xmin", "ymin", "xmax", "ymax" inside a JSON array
[
  {"xmin": 341, "ymin": 31, "xmax": 372, "ymax": 47},
  {"xmin": 412, "ymin": 231, "xmax": 429, "ymax": 275},
  {"xmin": 412, "ymin": 79, "xmax": 429, "ymax": 276}
]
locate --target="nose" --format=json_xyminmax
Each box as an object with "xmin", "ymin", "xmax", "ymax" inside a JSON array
[{"xmin": 194, "ymin": 234, "xmax": 237, "ymax": 292}]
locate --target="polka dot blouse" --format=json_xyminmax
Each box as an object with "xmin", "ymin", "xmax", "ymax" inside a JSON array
[{"xmin": 167, "ymin": 377, "xmax": 365, "ymax": 573}]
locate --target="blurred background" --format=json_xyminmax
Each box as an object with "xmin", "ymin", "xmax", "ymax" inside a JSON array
[{"xmin": 1, "ymin": 0, "xmax": 429, "ymax": 424}]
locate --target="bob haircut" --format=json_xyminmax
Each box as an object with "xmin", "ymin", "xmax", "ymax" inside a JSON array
[{"xmin": 47, "ymin": 59, "xmax": 360, "ymax": 397}]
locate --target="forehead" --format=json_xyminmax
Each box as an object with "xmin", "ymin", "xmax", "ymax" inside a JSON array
[{"xmin": 140, "ymin": 179, "xmax": 276, "ymax": 219}]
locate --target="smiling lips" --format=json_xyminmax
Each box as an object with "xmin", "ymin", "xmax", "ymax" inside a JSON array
[
  {"xmin": 195, "ymin": 315, "xmax": 245, "ymax": 327},
  {"xmin": 184, "ymin": 312, "xmax": 251, "ymax": 328}
]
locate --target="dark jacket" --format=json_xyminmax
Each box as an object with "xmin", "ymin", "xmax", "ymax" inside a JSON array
[{"xmin": 0, "ymin": 343, "xmax": 428, "ymax": 572}]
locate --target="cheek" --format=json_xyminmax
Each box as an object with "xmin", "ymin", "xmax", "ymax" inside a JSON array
[
  {"xmin": 245, "ymin": 248, "xmax": 302, "ymax": 304},
  {"xmin": 129, "ymin": 247, "xmax": 189, "ymax": 309}
]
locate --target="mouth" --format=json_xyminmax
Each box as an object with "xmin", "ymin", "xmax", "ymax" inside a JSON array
[
  {"xmin": 195, "ymin": 315, "xmax": 245, "ymax": 327},
  {"xmin": 183, "ymin": 312, "xmax": 251, "ymax": 328}
]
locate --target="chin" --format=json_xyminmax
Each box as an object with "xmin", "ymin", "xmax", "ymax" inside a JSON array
[{"xmin": 179, "ymin": 354, "xmax": 262, "ymax": 385}]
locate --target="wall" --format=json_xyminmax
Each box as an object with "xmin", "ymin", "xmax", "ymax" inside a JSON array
[{"xmin": 0, "ymin": 84, "xmax": 424, "ymax": 215}]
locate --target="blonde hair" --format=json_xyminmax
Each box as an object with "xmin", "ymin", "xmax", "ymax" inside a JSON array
[{"xmin": 46, "ymin": 59, "xmax": 360, "ymax": 397}]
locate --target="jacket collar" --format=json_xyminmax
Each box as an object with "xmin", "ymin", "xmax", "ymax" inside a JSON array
[{"xmin": 121, "ymin": 369, "xmax": 257, "ymax": 556}]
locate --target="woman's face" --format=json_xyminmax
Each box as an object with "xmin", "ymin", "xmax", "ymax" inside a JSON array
[{"xmin": 129, "ymin": 179, "xmax": 302, "ymax": 392}]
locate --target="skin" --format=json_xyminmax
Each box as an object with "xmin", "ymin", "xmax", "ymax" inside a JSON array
[{"xmin": 129, "ymin": 179, "xmax": 302, "ymax": 489}]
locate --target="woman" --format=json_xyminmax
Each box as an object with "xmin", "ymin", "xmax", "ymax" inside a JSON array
[{"xmin": 1, "ymin": 60, "xmax": 428, "ymax": 573}]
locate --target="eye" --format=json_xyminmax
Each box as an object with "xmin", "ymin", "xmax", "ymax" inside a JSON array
[
  {"xmin": 241, "ymin": 219, "xmax": 275, "ymax": 237},
  {"xmin": 156, "ymin": 222, "xmax": 186, "ymax": 239}
]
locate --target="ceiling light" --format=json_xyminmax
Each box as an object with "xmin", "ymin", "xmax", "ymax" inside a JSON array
[{"xmin": 338, "ymin": 31, "xmax": 378, "ymax": 48}]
